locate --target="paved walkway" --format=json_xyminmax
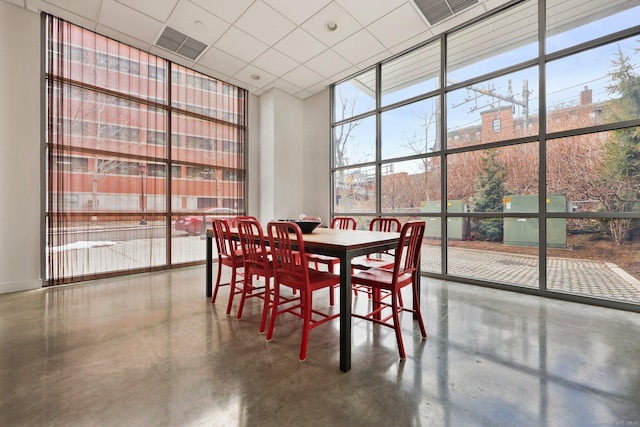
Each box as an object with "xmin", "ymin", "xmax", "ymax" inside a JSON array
[{"xmin": 421, "ymin": 246, "xmax": 640, "ymax": 303}]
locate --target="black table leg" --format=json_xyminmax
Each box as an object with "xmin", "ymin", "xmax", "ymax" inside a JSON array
[{"xmin": 339, "ymin": 254, "xmax": 352, "ymax": 372}]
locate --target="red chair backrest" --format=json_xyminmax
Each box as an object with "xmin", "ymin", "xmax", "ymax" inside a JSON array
[
  {"xmin": 391, "ymin": 221, "xmax": 426, "ymax": 281},
  {"xmin": 331, "ymin": 216, "xmax": 357, "ymax": 230},
  {"xmin": 211, "ymin": 218, "xmax": 237, "ymax": 260},
  {"xmin": 237, "ymin": 218, "xmax": 269, "ymax": 271},
  {"xmin": 369, "ymin": 217, "xmax": 401, "ymax": 232},
  {"xmin": 267, "ymin": 221, "xmax": 309, "ymax": 291},
  {"xmin": 231, "ymin": 215, "xmax": 258, "ymax": 228}
]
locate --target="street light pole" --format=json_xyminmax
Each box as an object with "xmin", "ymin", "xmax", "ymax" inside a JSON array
[{"xmin": 139, "ymin": 163, "xmax": 147, "ymax": 225}]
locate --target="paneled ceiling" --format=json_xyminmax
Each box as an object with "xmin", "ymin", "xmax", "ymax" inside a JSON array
[{"xmin": 4, "ymin": 0, "xmax": 512, "ymax": 98}]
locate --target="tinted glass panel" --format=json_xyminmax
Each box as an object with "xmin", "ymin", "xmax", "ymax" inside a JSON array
[
  {"xmin": 381, "ymin": 41, "xmax": 440, "ymax": 106},
  {"xmin": 547, "ymin": 129, "xmax": 640, "ymax": 214},
  {"xmin": 447, "ymin": 67, "xmax": 539, "ymax": 148},
  {"xmin": 333, "ymin": 115, "xmax": 376, "ymax": 167},
  {"xmin": 546, "ymin": 0, "xmax": 640, "ymax": 53},
  {"xmin": 447, "ymin": 0, "xmax": 538, "ymax": 82},
  {"xmin": 447, "ymin": 143, "xmax": 539, "ymax": 212},
  {"xmin": 547, "ymin": 218, "xmax": 640, "ymax": 302},
  {"xmin": 333, "ymin": 69, "xmax": 376, "ymax": 121},
  {"xmin": 546, "ymin": 36, "xmax": 640, "ymax": 133},
  {"xmin": 382, "ymin": 96, "xmax": 441, "ymax": 160},
  {"xmin": 381, "ymin": 158, "xmax": 440, "ymax": 213},
  {"xmin": 448, "ymin": 217, "xmax": 540, "ymax": 288},
  {"xmin": 334, "ymin": 166, "xmax": 377, "ymax": 214}
]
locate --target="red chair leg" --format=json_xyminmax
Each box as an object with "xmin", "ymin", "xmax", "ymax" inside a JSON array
[
  {"xmin": 226, "ymin": 268, "xmax": 238, "ymax": 315},
  {"xmin": 266, "ymin": 285, "xmax": 279, "ymax": 341},
  {"xmin": 299, "ymin": 292, "xmax": 312, "ymax": 362},
  {"xmin": 329, "ymin": 284, "xmax": 335, "ymax": 306},
  {"xmin": 211, "ymin": 260, "xmax": 223, "ymax": 303},
  {"xmin": 236, "ymin": 273, "xmax": 251, "ymax": 320},
  {"xmin": 413, "ymin": 282, "xmax": 427, "ymax": 339},
  {"xmin": 391, "ymin": 293, "xmax": 406, "ymax": 360},
  {"xmin": 258, "ymin": 277, "xmax": 271, "ymax": 334}
]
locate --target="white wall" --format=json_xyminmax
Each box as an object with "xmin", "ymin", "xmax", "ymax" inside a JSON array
[
  {"xmin": 302, "ymin": 89, "xmax": 331, "ymax": 225},
  {"xmin": 0, "ymin": 2, "xmax": 42, "ymax": 293},
  {"xmin": 258, "ymin": 89, "xmax": 304, "ymax": 222},
  {"xmin": 247, "ymin": 93, "xmax": 260, "ymax": 217}
]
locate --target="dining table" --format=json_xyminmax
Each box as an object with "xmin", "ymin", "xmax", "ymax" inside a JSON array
[{"xmin": 205, "ymin": 226, "xmax": 404, "ymax": 372}]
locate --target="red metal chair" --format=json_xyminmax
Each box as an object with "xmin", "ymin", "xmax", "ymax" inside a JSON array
[
  {"xmin": 351, "ymin": 217, "xmax": 402, "ymax": 300},
  {"xmin": 306, "ymin": 216, "xmax": 356, "ymax": 306},
  {"xmin": 266, "ymin": 221, "xmax": 340, "ymax": 362},
  {"xmin": 210, "ymin": 219, "xmax": 244, "ymax": 316},
  {"xmin": 351, "ymin": 217, "xmax": 401, "ymax": 271},
  {"xmin": 351, "ymin": 221, "xmax": 427, "ymax": 360},
  {"xmin": 235, "ymin": 218, "xmax": 273, "ymax": 333}
]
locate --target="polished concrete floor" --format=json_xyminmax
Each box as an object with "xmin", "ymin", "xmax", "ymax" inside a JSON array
[{"xmin": 1, "ymin": 266, "xmax": 639, "ymax": 426}]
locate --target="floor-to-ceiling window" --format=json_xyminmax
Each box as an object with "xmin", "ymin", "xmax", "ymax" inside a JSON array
[
  {"xmin": 330, "ymin": 0, "xmax": 640, "ymax": 309},
  {"xmin": 45, "ymin": 16, "xmax": 246, "ymax": 285}
]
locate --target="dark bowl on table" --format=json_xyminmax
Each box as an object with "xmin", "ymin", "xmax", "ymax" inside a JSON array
[{"xmin": 275, "ymin": 219, "xmax": 322, "ymax": 234}]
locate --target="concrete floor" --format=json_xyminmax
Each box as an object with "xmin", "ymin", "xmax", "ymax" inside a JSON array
[{"xmin": 1, "ymin": 266, "xmax": 639, "ymax": 426}]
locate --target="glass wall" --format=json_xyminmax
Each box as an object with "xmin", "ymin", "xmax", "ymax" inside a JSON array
[
  {"xmin": 330, "ymin": 0, "xmax": 640, "ymax": 309},
  {"xmin": 46, "ymin": 16, "xmax": 246, "ymax": 285}
]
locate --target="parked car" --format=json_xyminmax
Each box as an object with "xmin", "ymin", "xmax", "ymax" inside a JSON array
[{"xmin": 175, "ymin": 207, "xmax": 237, "ymax": 235}]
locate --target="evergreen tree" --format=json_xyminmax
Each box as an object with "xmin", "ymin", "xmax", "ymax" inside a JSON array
[
  {"xmin": 471, "ymin": 149, "xmax": 507, "ymax": 241},
  {"xmin": 596, "ymin": 45, "xmax": 640, "ymax": 244}
]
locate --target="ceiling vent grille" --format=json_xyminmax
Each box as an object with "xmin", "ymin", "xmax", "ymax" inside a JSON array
[
  {"xmin": 413, "ymin": 0, "xmax": 478, "ymax": 25},
  {"xmin": 155, "ymin": 26, "xmax": 207, "ymax": 61}
]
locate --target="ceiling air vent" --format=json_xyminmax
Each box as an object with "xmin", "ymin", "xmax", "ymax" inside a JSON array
[
  {"xmin": 413, "ymin": 0, "xmax": 478, "ymax": 25},
  {"xmin": 155, "ymin": 26, "xmax": 207, "ymax": 60}
]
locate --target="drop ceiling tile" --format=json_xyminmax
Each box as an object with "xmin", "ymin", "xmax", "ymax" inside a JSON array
[
  {"xmin": 301, "ymin": 2, "xmax": 362, "ymax": 47},
  {"xmin": 115, "ymin": 0, "xmax": 178, "ymax": 22},
  {"xmin": 234, "ymin": 1, "xmax": 296, "ymax": 46},
  {"xmin": 356, "ymin": 50, "xmax": 392, "ymax": 71},
  {"xmin": 228, "ymin": 77, "xmax": 259, "ymax": 93},
  {"xmin": 33, "ymin": 1, "xmax": 98, "ymax": 30},
  {"xmin": 188, "ymin": 0, "xmax": 255, "ymax": 24},
  {"xmin": 5, "ymin": 0, "xmax": 23, "ymax": 6},
  {"xmin": 329, "ymin": 65, "xmax": 359, "ymax": 83},
  {"xmin": 42, "ymin": 0, "xmax": 102, "ymax": 20},
  {"xmin": 214, "ymin": 26, "xmax": 269, "ymax": 63},
  {"xmin": 389, "ymin": 30, "xmax": 432, "ymax": 55},
  {"xmin": 282, "ymin": 65, "xmax": 325, "ymax": 89},
  {"xmin": 166, "ymin": 1, "xmax": 229, "ymax": 44},
  {"xmin": 96, "ymin": 24, "xmax": 154, "ymax": 53},
  {"xmin": 273, "ymin": 28, "xmax": 327, "ymax": 63},
  {"xmin": 99, "ymin": 0, "xmax": 164, "ymax": 44},
  {"xmin": 333, "ymin": 28, "xmax": 387, "ymax": 65},
  {"xmin": 304, "ymin": 49, "xmax": 352, "ymax": 79},
  {"xmin": 294, "ymin": 89, "xmax": 314, "ymax": 99},
  {"xmin": 252, "ymin": 49, "xmax": 301, "ymax": 77},
  {"xmin": 269, "ymin": 78, "xmax": 303, "ymax": 95},
  {"xmin": 367, "ymin": 3, "xmax": 429, "ymax": 49},
  {"xmin": 335, "ymin": 0, "xmax": 406, "ymax": 26},
  {"xmin": 306, "ymin": 78, "xmax": 332, "ymax": 94},
  {"xmin": 192, "ymin": 63, "xmax": 230, "ymax": 83},
  {"xmin": 233, "ymin": 64, "xmax": 278, "ymax": 89},
  {"xmin": 198, "ymin": 46, "xmax": 247, "ymax": 77},
  {"xmin": 262, "ymin": 0, "xmax": 332, "ymax": 25}
]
